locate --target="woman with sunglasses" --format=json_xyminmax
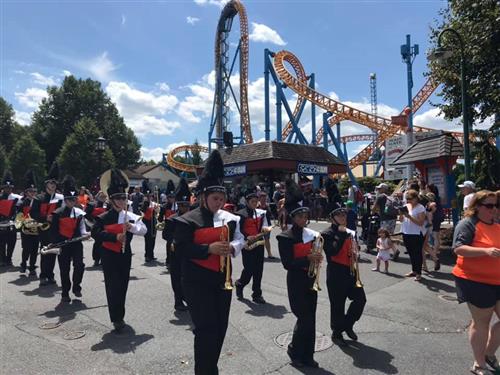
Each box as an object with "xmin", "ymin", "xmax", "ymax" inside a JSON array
[{"xmin": 452, "ymin": 190, "xmax": 500, "ymax": 375}]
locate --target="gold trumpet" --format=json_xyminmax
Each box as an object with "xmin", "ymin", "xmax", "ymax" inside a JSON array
[
  {"xmin": 219, "ymin": 222, "xmax": 233, "ymax": 290},
  {"xmin": 308, "ymin": 235, "xmax": 324, "ymax": 292},
  {"xmin": 349, "ymin": 234, "xmax": 363, "ymax": 288}
]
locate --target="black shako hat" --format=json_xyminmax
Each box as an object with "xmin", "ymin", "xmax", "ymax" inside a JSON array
[
  {"xmin": 62, "ymin": 175, "xmax": 78, "ymax": 199},
  {"xmin": 45, "ymin": 162, "xmax": 60, "ymax": 184},
  {"xmin": 107, "ymin": 169, "xmax": 129, "ymax": 199},
  {"xmin": 141, "ymin": 178, "xmax": 150, "ymax": 194},
  {"xmin": 23, "ymin": 170, "xmax": 37, "ymax": 191},
  {"xmin": 2, "ymin": 170, "xmax": 14, "ymax": 188},
  {"xmin": 245, "ymin": 186, "xmax": 259, "ymax": 200},
  {"xmin": 284, "ymin": 179, "xmax": 309, "ymax": 217},
  {"xmin": 175, "ymin": 178, "xmax": 191, "ymax": 205},
  {"xmin": 166, "ymin": 180, "xmax": 176, "ymax": 197},
  {"xmin": 329, "ymin": 206, "xmax": 347, "ymax": 218},
  {"xmin": 198, "ymin": 150, "xmax": 225, "ymax": 194}
]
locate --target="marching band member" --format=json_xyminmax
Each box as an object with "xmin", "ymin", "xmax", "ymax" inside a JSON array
[
  {"xmin": 50, "ymin": 175, "xmax": 87, "ymax": 303},
  {"xmin": 19, "ymin": 170, "xmax": 39, "ymax": 275},
  {"xmin": 277, "ymin": 179, "xmax": 322, "ymax": 369},
  {"xmin": 321, "ymin": 207, "xmax": 366, "ymax": 347},
  {"xmin": 174, "ymin": 150, "xmax": 244, "ymax": 375},
  {"xmin": 91, "ymin": 169, "xmax": 146, "ymax": 332},
  {"xmin": 235, "ymin": 188, "xmax": 272, "ymax": 304},
  {"xmin": 31, "ymin": 162, "xmax": 64, "ymax": 286},
  {"xmin": 141, "ymin": 190, "xmax": 160, "ymax": 262},
  {"xmin": 258, "ymin": 191, "xmax": 276, "ymax": 259},
  {"xmin": 161, "ymin": 178, "xmax": 190, "ymax": 311},
  {"xmin": 159, "ymin": 179, "xmax": 177, "ymax": 270},
  {"xmin": 0, "ymin": 170, "xmax": 22, "ymax": 267},
  {"xmin": 84, "ymin": 191, "xmax": 108, "ymax": 266}
]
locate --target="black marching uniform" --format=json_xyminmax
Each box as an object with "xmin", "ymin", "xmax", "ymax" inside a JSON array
[
  {"xmin": 173, "ymin": 150, "xmax": 244, "ymax": 375},
  {"xmin": 0, "ymin": 171, "xmax": 21, "ymax": 266},
  {"xmin": 50, "ymin": 176, "xmax": 87, "ymax": 301},
  {"xmin": 235, "ymin": 202, "xmax": 269, "ymax": 302},
  {"xmin": 159, "ymin": 201, "xmax": 177, "ymax": 267},
  {"xmin": 19, "ymin": 170, "xmax": 40, "ymax": 274},
  {"xmin": 141, "ymin": 194, "xmax": 159, "ymax": 262},
  {"xmin": 321, "ymin": 223, "xmax": 366, "ymax": 341},
  {"xmin": 91, "ymin": 169, "xmax": 146, "ymax": 330},
  {"xmin": 84, "ymin": 198, "xmax": 108, "ymax": 266}
]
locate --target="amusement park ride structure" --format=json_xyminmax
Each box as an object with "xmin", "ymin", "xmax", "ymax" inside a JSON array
[{"xmin": 166, "ymin": 0, "xmax": 464, "ymax": 176}]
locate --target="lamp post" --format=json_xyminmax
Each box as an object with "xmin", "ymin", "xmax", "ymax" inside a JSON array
[
  {"xmin": 96, "ymin": 136, "xmax": 107, "ymax": 175},
  {"xmin": 428, "ymin": 28, "xmax": 471, "ymax": 181}
]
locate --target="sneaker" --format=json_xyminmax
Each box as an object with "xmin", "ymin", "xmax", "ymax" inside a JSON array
[
  {"xmin": 344, "ymin": 328, "xmax": 358, "ymax": 341},
  {"xmin": 371, "ymin": 268, "xmax": 379, "ymax": 272},
  {"xmin": 252, "ymin": 295, "xmax": 266, "ymax": 304}
]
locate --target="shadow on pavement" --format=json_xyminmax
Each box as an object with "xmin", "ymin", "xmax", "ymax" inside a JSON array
[
  {"xmin": 419, "ymin": 277, "xmax": 456, "ymax": 294},
  {"xmin": 239, "ymin": 298, "xmax": 288, "ymax": 319},
  {"xmin": 39, "ymin": 300, "xmax": 106, "ymax": 324},
  {"xmin": 169, "ymin": 310, "xmax": 192, "ymax": 327},
  {"xmin": 9, "ymin": 273, "xmax": 38, "ymax": 286},
  {"xmin": 292, "ymin": 364, "xmax": 336, "ymax": 375},
  {"xmin": 21, "ymin": 283, "xmax": 61, "ymax": 298},
  {"xmin": 339, "ymin": 340, "xmax": 397, "ymax": 374},
  {"xmin": 91, "ymin": 325, "xmax": 154, "ymax": 354}
]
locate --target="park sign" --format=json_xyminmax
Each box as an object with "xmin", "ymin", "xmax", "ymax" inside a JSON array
[
  {"xmin": 297, "ymin": 162, "xmax": 328, "ymax": 175},
  {"xmin": 224, "ymin": 164, "xmax": 246, "ymax": 177}
]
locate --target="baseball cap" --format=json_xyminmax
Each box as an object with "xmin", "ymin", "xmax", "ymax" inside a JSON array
[
  {"xmin": 458, "ymin": 181, "xmax": 475, "ymax": 189},
  {"xmin": 375, "ymin": 183, "xmax": 389, "ymax": 190}
]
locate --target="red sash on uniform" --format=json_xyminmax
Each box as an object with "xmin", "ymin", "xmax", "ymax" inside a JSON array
[
  {"xmin": 40, "ymin": 202, "xmax": 58, "ymax": 218},
  {"xmin": 330, "ymin": 237, "xmax": 351, "ymax": 266},
  {"xmin": 23, "ymin": 206, "xmax": 31, "ymax": 218},
  {"xmin": 143, "ymin": 207, "xmax": 154, "ymax": 221},
  {"xmin": 164, "ymin": 209, "xmax": 175, "ymax": 219},
  {"xmin": 59, "ymin": 217, "xmax": 78, "ymax": 239},
  {"xmin": 191, "ymin": 226, "xmax": 225, "ymax": 272},
  {"xmin": 91, "ymin": 207, "xmax": 106, "ymax": 218},
  {"xmin": 0, "ymin": 200, "xmax": 14, "ymax": 217},
  {"xmin": 293, "ymin": 242, "xmax": 312, "ymax": 271},
  {"xmin": 243, "ymin": 216, "xmax": 262, "ymax": 237},
  {"xmin": 102, "ymin": 223, "xmax": 124, "ymax": 253}
]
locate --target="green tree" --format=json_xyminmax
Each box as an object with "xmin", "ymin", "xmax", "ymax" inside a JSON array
[
  {"xmin": 8, "ymin": 136, "xmax": 46, "ymax": 190},
  {"xmin": 428, "ymin": 0, "xmax": 500, "ymax": 123},
  {"xmin": 31, "ymin": 75, "xmax": 141, "ymax": 170},
  {"xmin": 191, "ymin": 139, "xmax": 203, "ymax": 166},
  {"xmin": 471, "ymin": 129, "xmax": 500, "ymax": 190},
  {"xmin": 0, "ymin": 145, "xmax": 8, "ymax": 179},
  {"xmin": 0, "ymin": 97, "xmax": 19, "ymax": 153},
  {"xmin": 58, "ymin": 118, "xmax": 115, "ymax": 186}
]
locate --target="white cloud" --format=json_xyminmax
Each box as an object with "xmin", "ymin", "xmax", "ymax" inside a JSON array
[
  {"xmin": 30, "ymin": 72, "xmax": 57, "ymax": 86},
  {"xmin": 121, "ymin": 14, "xmax": 126, "ymax": 26},
  {"xmin": 106, "ymin": 81, "xmax": 180, "ymax": 136},
  {"xmin": 140, "ymin": 146, "xmax": 167, "ymax": 162},
  {"xmin": 413, "ymin": 107, "xmax": 491, "ymax": 132},
  {"xmin": 193, "ymin": 0, "xmax": 228, "ymax": 7},
  {"xmin": 249, "ymin": 22, "xmax": 286, "ymax": 46},
  {"xmin": 15, "ymin": 110, "xmax": 32, "ymax": 126},
  {"xmin": 62, "ymin": 70, "xmax": 72, "ymax": 76},
  {"xmin": 14, "ymin": 87, "xmax": 48, "ymax": 109},
  {"xmin": 155, "ymin": 82, "xmax": 170, "ymax": 92},
  {"xmin": 177, "ymin": 71, "xmax": 216, "ymax": 123},
  {"xmin": 88, "ymin": 52, "xmax": 118, "ymax": 82},
  {"xmin": 14, "ymin": 70, "xmax": 26, "ymax": 75},
  {"xmin": 186, "ymin": 16, "xmax": 200, "ymax": 25}
]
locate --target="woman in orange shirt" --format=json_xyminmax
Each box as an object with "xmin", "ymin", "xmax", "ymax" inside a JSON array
[{"xmin": 452, "ymin": 190, "xmax": 500, "ymax": 375}]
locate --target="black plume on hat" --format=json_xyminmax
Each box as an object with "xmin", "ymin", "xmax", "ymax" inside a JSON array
[
  {"xmin": 284, "ymin": 179, "xmax": 308, "ymax": 216},
  {"xmin": 175, "ymin": 178, "xmax": 191, "ymax": 203},
  {"xmin": 198, "ymin": 150, "xmax": 225, "ymax": 194},
  {"xmin": 23, "ymin": 170, "xmax": 37, "ymax": 190},
  {"xmin": 108, "ymin": 169, "xmax": 129, "ymax": 198},
  {"xmin": 2, "ymin": 170, "xmax": 14, "ymax": 187},
  {"xmin": 141, "ymin": 178, "xmax": 150, "ymax": 194},
  {"xmin": 245, "ymin": 186, "xmax": 258, "ymax": 200},
  {"xmin": 166, "ymin": 180, "xmax": 175, "ymax": 196},
  {"xmin": 45, "ymin": 161, "xmax": 60, "ymax": 183},
  {"xmin": 62, "ymin": 175, "xmax": 77, "ymax": 198}
]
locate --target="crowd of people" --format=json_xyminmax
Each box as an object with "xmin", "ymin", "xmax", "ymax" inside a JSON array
[{"xmin": 0, "ymin": 156, "xmax": 499, "ymax": 375}]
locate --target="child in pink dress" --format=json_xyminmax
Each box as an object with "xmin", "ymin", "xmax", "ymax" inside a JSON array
[{"xmin": 372, "ymin": 228, "xmax": 396, "ymax": 273}]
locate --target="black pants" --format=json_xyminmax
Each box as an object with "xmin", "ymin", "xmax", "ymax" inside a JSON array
[
  {"xmin": 58, "ymin": 242, "xmax": 85, "ymax": 296},
  {"xmin": 39, "ymin": 230, "xmax": 56, "ymax": 280},
  {"xmin": 0, "ymin": 228, "xmax": 17, "ymax": 264},
  {"xmin": 21, "ymin": 233, "xmax": 39, "ymax": 270},
  {"xmin": 144, "ymin": 221, "xmax": 156, "ymax": 260},
  {"xmin": 183, "ymin": 280, "xmax": 232, "ymax": 375},
  {"xmin": 403, "ymin": 233, "xmax": 424, "ymax": 275},
  {"xmin": 170, "ymin": 245, "xmax": 184, "ymax": 305},
  {"xmin": 92, "ymin": 241, "xmax": 101, "ymax": 264},
  {"xmin": 326, "ymin": 263, "xmax": 366, "ymax": 334},
  {"xmin": 237, "ymin": 245, "xmax": 265, "ymax": 298},
  {"xmin": 287, "ymin": 269, "xmax": 317, "ymax": 362},
  {"xmin": 101, "ymin": 249, "xmax": 132, "ymax": 323},
  {"xmin": 166, "ymin": 239, "xmax": 173, "ymax": 266}
]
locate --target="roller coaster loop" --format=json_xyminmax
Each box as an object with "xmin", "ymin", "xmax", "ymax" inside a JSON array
[{"xmin": 166, "ymin": 145, "xmax": 210, "ymax": 174}]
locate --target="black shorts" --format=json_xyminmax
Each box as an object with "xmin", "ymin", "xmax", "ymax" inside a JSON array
[{"xmin": 454, "ymin": 276, "xmax": 500, "ymax": 308}]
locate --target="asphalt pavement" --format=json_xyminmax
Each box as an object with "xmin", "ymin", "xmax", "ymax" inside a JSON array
[{"xmin": 0, "ymin": 221, "xmax": 487, "ymax": 375}]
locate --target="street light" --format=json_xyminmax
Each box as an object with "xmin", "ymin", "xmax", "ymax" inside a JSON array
[
  {"xmin": 96, "ymin": 136, "xmax": 107, "ymax": 175},
  {"xmin": 428, "ymin": 28, "xmax": 471, "ymax": 180}
]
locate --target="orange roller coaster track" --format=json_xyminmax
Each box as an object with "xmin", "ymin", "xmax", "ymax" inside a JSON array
[{"xmin": 167, "ymin": 145, "xmax": 210, "ymax": 174}]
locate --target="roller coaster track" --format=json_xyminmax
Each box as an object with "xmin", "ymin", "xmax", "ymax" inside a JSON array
[
  {"xmin": 214, "ymin": 0, "xmax": 252, "ymax": 144},
  {"xmin": 166, "ymin": 145, "xmax": 210, "ymax": 173}
]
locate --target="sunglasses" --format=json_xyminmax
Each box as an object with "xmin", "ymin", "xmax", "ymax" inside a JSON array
[{"xmin": 480, "ymin": 203, "xmax": 498, "ymax": 209}]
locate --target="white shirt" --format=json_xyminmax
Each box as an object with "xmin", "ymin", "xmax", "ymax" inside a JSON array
[
  {"xmin": 401, "ymin": 203, "xmax": 426, "ymax": 235},
  {"xmin": 213, "ymin": 209, "xmax": 245, "ymax": 257},
  {"xmin": 118, "ymin": 210, "xmax": 147, "ymax": 236},
  {"xmin": 463, "ymin": 193, "xmax": 474, "ymax": 210},
  {"xmin": 68, "ymin": 207, "xmax": 88, "ymax": 236}
]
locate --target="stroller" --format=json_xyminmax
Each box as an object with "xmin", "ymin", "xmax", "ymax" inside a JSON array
[{"xmin": 361, "ymin": 212, "xmax": 380, "ymax": 253}]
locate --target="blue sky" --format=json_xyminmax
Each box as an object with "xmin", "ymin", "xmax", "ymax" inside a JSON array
[{"xmin": 2, "ymin": 0, "xmax": 478, "ymax": 162}]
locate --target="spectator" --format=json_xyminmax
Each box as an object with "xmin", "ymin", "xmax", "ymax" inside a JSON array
[
  {"xmin": 452, "ymin": 190, "xmax": 500, "ymax": 375},
  {"xmin": 372, "ymin": 183, "xmax": 398, "ymax": 235},
  {"xmin": 130, "ymin": 185, "xmax": 144, "ymax": 215},
  {"xmin": 345, "ymin": 201, "xmax": 357, "ymax": 232},
  {"xmin": 459, "ymin": 181, "xmax": 476, "ymax": 211}
]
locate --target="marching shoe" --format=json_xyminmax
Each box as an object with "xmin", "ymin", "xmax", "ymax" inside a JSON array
[
  {"xmin": 47, "ymin": 278, "xmax": 57, "ymax": 285},
  {"xmin": 174, "ymin": 301, "xmax": 188, "ymax": 311},
  {"xmin": 235, "ymin": 282, "xmax": 244, "ymax": 300},
  {"xmin": 303, "ymin": 359, "xmax": 319, "ymax": 368},
  {"xmin": 345, "ymin": 328, "xmax": 358, "ymax": 341},
  {"xmin": 73, "ymin": 290, "xmax": 82, "ymax": 298},
  {"xmin": 290, "ymin": 359, "xmax": 305, "ymax": 368},
  {"xmin": 332, "ymin": 333, "xmax": 348, "ymax": 347},
  {"xmin": 20, "ymin": 264, "xmax": 27, "ymax": 273},
  {"xmin": 61, "ymin": 295, "xmax": 71, "ymax": 303},
  {"xmin": 113, "ymin": 321, "xmax": 126, "ymax": 332},
  {"xmin": 29, "ymin": 269, "xmax": 37, "ymax": 277},
  {"xmin": 252, "ymin": 295, "xmax": 266, "ymax": 304},
  {"xmin": 39, "ymin": 277, "xmax": 49, "ymax": 286}
]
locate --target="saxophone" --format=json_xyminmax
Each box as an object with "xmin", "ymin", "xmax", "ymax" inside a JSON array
[{"xmin": 308, "ymin": 235, "xmax": 324, "ymax": 292}]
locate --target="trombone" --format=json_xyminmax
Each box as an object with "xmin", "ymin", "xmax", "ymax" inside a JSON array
[
  {"xmin": 308, "ymin": 235, "xmax": 323, "ymax": 292},
  {"xmin": 219, "ymin": 222, "xmax": 233, "ymax": 290}
]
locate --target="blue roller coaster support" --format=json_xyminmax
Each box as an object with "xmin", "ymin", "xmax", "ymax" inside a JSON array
[
  {"xmin": 374, "ymin": 154, "xmax": 385, "ymax": 177},
  {"xmin": 362, "ymin": 162, "xmax": 367, "ymax": 177}
]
